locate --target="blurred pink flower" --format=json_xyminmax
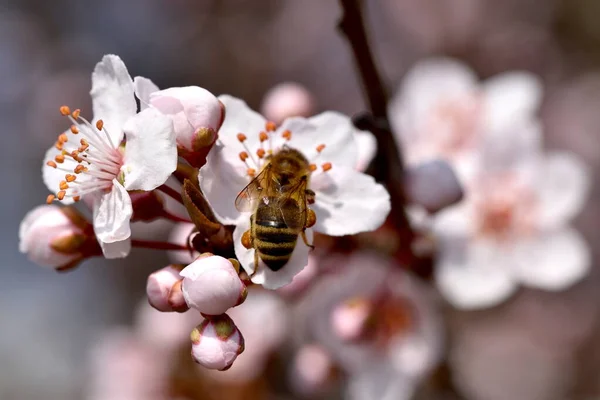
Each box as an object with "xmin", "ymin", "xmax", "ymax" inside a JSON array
[
  {"xmin": 260, "ymin": 82, "xmax": 315, "ymax": 124},
  {"xmin": 290, "ymin": 344, "xmax": 333, "ymax": 396},
  {"xmin": 190, "ymin": 314, "xmax": 245, "ymax": 371}
]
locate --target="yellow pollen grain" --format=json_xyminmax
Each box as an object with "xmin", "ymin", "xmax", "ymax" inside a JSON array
[
  {"xmin": 46, "ymin": 194, "xmax": 56, "ymax": 204},
  {"xmin": 59, "ymin": 105, "xmax": 71, "ymax": 116}
]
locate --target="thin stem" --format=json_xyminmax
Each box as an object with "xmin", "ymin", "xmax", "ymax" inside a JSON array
[
  {"xmin": 158, "ymin": 184, "xmax": 184, "ymax": 205},
  {"xmin": 337, "ymin": 0, "xmax": 412, "ymax": 238},
  {"xmin": 131, "ymin": 239, "xmax": 188, "ymax": 251},
  {"xmin": 161, "ymin": 210, "xmax": 193, "ymax": 224}
]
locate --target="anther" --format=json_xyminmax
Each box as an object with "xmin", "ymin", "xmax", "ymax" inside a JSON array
[
  {"xmin": 239, "ymin": 151, "xmax": 249, "ymax": 162},
  {"xmin": 265, "ymin": 121, "xmax": 277, "ymax": 132},
  {"xmin": 96, "ymin": 119, "xmax": 104, "ymax": 130},
  {"xmin": 65, "ymin": 174, "xmax": 76, "ymax": 182},
  {"xmin": 322, "ymin": 162, "xmax": 332, "ymax": 172},
  {"xmin": 59, "ymin": 181, "xmax": 69, "ymax": 190},
  {"xmin": 316, "ymin": 144, "xmax": 326, "ymax": 153},
  {"xmin": 259, "ymin": 131, "xmax": 268, "ymax": 142},
  {"xmin": 237, "ymin": 133, "xmax": 247, "ymax": 142},
  {"xmin": 46, "ymin": 160, "xmax": 57, "ymax": 168},
  {"xmin": 309, "ymin": 164, "xmax": 317, "ymax": 172},
  {"xmin": 46, "ymin": 194, "xmax": 56, "ymax": 204},
  {"xmin": 59, "ymin": 106, "xmax": 71, "ymax": 116},
  {"xmin": 70, "ymin": 125, "xmax": 79, "ymax": 134},
  {"xmin": 73, "ymin": 196, "xmax": 81, "ymax": 202},
  {"xmin": 55, "ymin": 142, "xmax": 64, "ymax": 151},
  {"xmin": 282, "ymin": 130, "xmax": 292, "ymax": 141},
  {"xmin": 58, "ymin": 133, "xmax": 69, "ymax": 143},
  {"xmin": 74, "ymin": 165, "xmax": 85, "ymax": 174},
  {"xmin": 57, "ymin": 191, "xmax": 66, "ymax": 200},
  {"xmin": 256, "ymin": 148, "xmax": 266, "ymax": 158},
  {"xmin": 71, "ymin": 109, "xmax": 81, "ymax": 119},
  {"xmin": 55, "ymin": 154, "xmax": 65, "ymax": 164},
  {"xmin": 247, "ymin": 168, "xmax": 256, "ymax": 177}
]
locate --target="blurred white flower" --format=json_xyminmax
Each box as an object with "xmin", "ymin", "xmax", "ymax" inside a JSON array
[
  {"xmin": 199, "ymin": 95, "xmax": 390, "ymax": 289},
  {"xmin": 42, "ymin": 55, "xmax": 176, "ymax": 258},
  {"xmin": 146, "ymin": 265, "xmax": 183, "ymax": 312},
  {"xmin": 180, "ymin": 255, "xmax": 247, "ymax": 316},
  {"xmin": 389, "ymin": 57, "xmax": 542, "ymax": 183},
  {"xmin": 190, "ymin": 314, "xmax": 245, "ymax": 371},
  {"xmin": 433, "ymin": 152, "xmax": 591, "ymax": 309},
  {"xmin": 260, "ymin": 81, "xmax": 315, "ymax": 124},
  {"xmin": 290, "ymin": 344, "xmax": 334, "ymax": 396}
]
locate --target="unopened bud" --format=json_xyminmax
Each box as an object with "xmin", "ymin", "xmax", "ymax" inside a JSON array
[
  {"xmin": 167, "ymin": 280, "xmax": 190, "ymax": 313},
  {"xmin": 146, "ymin": 265, "xmax": 184, "ymax": 312},
  {"xmin": 190, "ymin": 314, "xmax": 245, "ymax": 371},
  {"xmin": 260, "ymin": 82, "xmax": 315, "ymax": 124},
  {"xmin": 331, "ymin": 297, "xmax": 371, "ymax": 341},
  {"xmin": 19, "ymin": 205, "xmax": 93, "ymax": 269},
  {"xmin": 181, "ymin": 256, "xmax": 247, "ymax": 315},
  {"xmin": 404, "ymin": 160, "xmax": 463, "ymax": 213}
]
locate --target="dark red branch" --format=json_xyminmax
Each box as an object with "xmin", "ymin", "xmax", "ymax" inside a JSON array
[{"xmin": 157, "ymin": 184, "xmax": 184, "ymax": 205}]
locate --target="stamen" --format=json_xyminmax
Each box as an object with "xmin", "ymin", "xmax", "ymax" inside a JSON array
[
  {"xmin": 239, "ymin": 152, "xmax": 249, "ymax": 162},
  {"xmin": 74, "ymin": 165, "xmax": 86, "ymax": 174},
  {"xmin": 55, "ymin": 142, "xmax": 64, "ymax": 151},
  {"xmin": 96, "ymin": 119, "xmax": 104, "ymax": 130},
  {"xmin": 55, "ymin": 154, "xmax": 65, "ymax": 164},
  {"xmin": 237, "ymin": 133, "xmax": 247, "ymax": 142},
  {"xmin": 322, "ymin": 162, "xmax": 332, "ymax": 172},
  {"xmin": 316, "ymin": 144, "xmax": 326, "ymax": 153},
  {"xmin": 247, "ymin": 168, "xmax": 256, "ymax": 177},
  {"xmin": 46, "ymin": 160, "xmax": 57, "ymax": 168},
  {"xmin": 256, "ymin": 148, "xmax": 266, "ymax": 158},
  {"xmin": 46, "ymin": 194, "xmax": 56, "ymax": 204},
  {"xmin": 59, "ymin": 106, "xmax": 71, "ymax": 116},
  {"xmin": 265, "ymin": 121, "xmax": 276, "ymax": 132},
  {"xmin": 282, "ymin": 130, "xmax": 292, "ymax": 141},
  {"xmin": 59, "ymin": 181, "xmax": 69, "ymax": 190},
  {"xmin": 71, "ymin": 109, "xmax": 81, "ymax": 119},
  {"xmin": 70, "ymin": 125, "xmax": 79, "ymax": 134},
  {"xmin": 65, "ymin": 174, "xmax": 76, "ymax": 182},
  {"xmin": 57, "ymin": 191, "xmax": 66, "ymax": 200},
  {"xmin": 58, "ymin": 133, "xmax": 69, "ymax": 143},
  {"xmin": 259, "ymin": 131, "xmax": 268, "ymax": 143},
  {"xmin": 73, "ymin": 196, "xmax": 81, "ymax": 202},
  {"xmin": 309, "ymin": 164, "xmax": 317, "ymax": 172}
]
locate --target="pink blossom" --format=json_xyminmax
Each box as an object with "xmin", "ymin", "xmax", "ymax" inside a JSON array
[
  {"xmin": 331, "ymin": 297, "xmax": 371, "ymax": 342},
  {"xmin": 190, "ymin": 314, "xmax": 245, "ymax": 371},
  {"xmin": 180, "ymin": 255, "xmax": 247, "ymax": 315},
  {"xmin": 290, "ymin": 344, "xmax": 333, "ymax": 395},
  {"xmin": 260, "ymin": 82, "xmax": 315, "ymax": 124},
  {"xmin": 146, "ymin": 265, "xmax": 183, "ymax": 312}
]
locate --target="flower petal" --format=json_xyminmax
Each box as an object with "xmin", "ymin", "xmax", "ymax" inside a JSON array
[
  {"xmin": 277, "ymin": 112, "xmax": 359, "ymax": 169},
  {"xmin": 133, "ymin": 76, "xmax": 159, "ymax": 110},
  {"xmin": 233, "ymin": 218, "xmax": 313, "ymax": 290},
  {"xmin": 435, "ymin": 237, "xmax": 518, "ymax": 310},
  {"xmin": 535, "ymin": 152, "xmax": 590, "ymax": 229},
  {"xmin": 310, "ymin": 167, "xmax": 390, "ymax": 236},
  {"xmin": 90, "ymin": 55, "xmax": 136, "ymax": 143},
  {"xmin": 482, "ymin": 71, "xmax": 543, "ymax": 133},
  {"xmin": 511, "ymin": 228, "xmax": 590, "ymax": 291},
  {"xmin": 354, "ymin": 129, "xmax": 377, "ymax": 171},
  {"xmin": 121, "ymin": 107, "xmax": 176, "ymax": 191},
  {"xmin": 217, "ymin": 95, "xmax": 267, "ymax": 152},
  {"xmin": 93, "ymin": 181, "xmax": 133, "ymax": 258}
]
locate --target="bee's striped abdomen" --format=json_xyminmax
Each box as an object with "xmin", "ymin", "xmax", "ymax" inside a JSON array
[{"xmin": 253, "ymin": 202, "xmax": 299, "ymax": 271}]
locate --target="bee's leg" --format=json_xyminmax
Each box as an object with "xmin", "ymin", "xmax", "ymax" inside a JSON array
[{"xmin": 301, "ymin": 229, "xmax": 315, "ymax": 250}]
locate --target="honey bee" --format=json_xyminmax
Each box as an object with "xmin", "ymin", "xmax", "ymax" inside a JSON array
[{"xmin": 235, "ymin": 146, "xmax": 316, "ymax": 272}]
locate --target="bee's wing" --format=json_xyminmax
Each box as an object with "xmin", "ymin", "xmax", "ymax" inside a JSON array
[
  {"xmin": 278, "ymin": 176, "xmax": 308, "ymax": 231},
  {"xmin": 234, "ymin": 165, "xmax": 273, "ymax": 212}
]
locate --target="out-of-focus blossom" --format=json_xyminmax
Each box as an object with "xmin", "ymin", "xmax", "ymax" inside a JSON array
[
  {"xmin": 296, "ymin": 253, "xmax": 443, "ymax": 399},
  {"xmin": 331, "ymin": 297, "xmax": 372, "ymax": 342},
  {"xmin": 199, "ymin": 95, "xmax": 390, "ymax": 289},
  {"xmin": 42, "ymin": 55, "xmax": 176, "ymax": 258},
  {"xmin": 260, "ymin": 82, "xmax": 315, "ymax": 124},
  {"xmin": 181, "ymin": 255, "xmax": 247, "ymax": 316},
  {"xmin": 167, "ymin": 222, "xmax": 199, "ymax": 264},
  {"xmin": 290, "ymin": 344, "xmax": 334, "ymax": 396},
  {"xmin": 276, "ymin": 253, "xmax": 319, "ymax": 297},
  {"xmin": 404, "ymin": 159, "xmax": 463, "ymax": 213},
  {"xmin": 19, "ymin": 205, "xmax": 93, "ymax": 270},
  {"xmin": 190, "ymin": 314, "xmax": 245, "ymax": 371},
  {"xmin": 146, "ymin": 265, "xmax": 184, "ymax": 312},
  {"xmin": 205, "ymin": 288, "xmax": 288, "ymax": 383},
  {"xmin": 134, "ymin": 78, "xmax": 223, "ymax": 167},
  {"xmin": 389, "ymin": 57, "xmax": 542, "ymax": 183},
  {"xmin": 433, "ymin": 152, "xmax": 591, "ymax": 309}
]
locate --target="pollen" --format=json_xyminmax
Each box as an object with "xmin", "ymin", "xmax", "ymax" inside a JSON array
[
  {"xmin": 55, "ymin": 142, "xmax": 64, "ymax": 151},
  {"xmin": 239, "ymin": 151, "xmax": 249, "ymax": 162},
  {"xmin": 58, "ymin": 133, "xmax": 69, "ymax": 143},
  {"xmin": 282, "ymin": 130, "xmax": 292, "ymax": 141},
  {"xmin": 73, "ymin": 196, "xmax": 81, "ymax": 202},
  {"xmin": 322, "ymin": 162, "xmax": 332, "ymax": 172},
  {"xmin": 256, "ymin": 148, "xmax": 266, "ymax": 158},
  {"xmin": 59, "ymin": 105, "xmax": 71, "ymax": 116},
  {"xmin": 309, "ymin": 164, "xmax": 317, "ymax": 172},
  {"xmin": 46, "ymin": 194, "xmax": 56, "ymax": 204},
  {"xmin": 71, "ymin": 109, "xmax": 81, "ymax": 119},
  {"xmin": 95, "ymin": 119, "xmax": 104, "ymax": 130},
  {"xmin": 265, "ymin": 121, "xmax": 276, "ymax": 132},
  {"xmin": 247, "ymin": 168, "xmax": 256, "ymax": 177},
  {"xmin": 259, "ymin": 131, "xmax": 268, "ymax": 142},
  {"xmin": 59, "ymin": 181, "xmax": 69, "ymax": 190},
  {"xmin": 55, "ymin": 154, "xmax": 65, "ymax": 164},
  {"xmin": 74, "ymin": 165, "xmax": 86, "ymax": 174},
  {"xmin": 70, "ymin": 125, "xmax": 79, "ymax": 134},
  {"xmin": 237, "ymin": 133, "xmax": 247, "ymax": 142},
  {"xmin": 46, "ymin": 160, "xmax": 57, "ymax": 168},
  {"xmin": 316, "ymin": 144, "xmax": 326, "ymax": 153},
  {"xmin": 65, "ymin": 174, "xmax": 76, "ymax": 182},
  {"xmin": 57, "ymin": 191, "xmax": 66, "ymax": 200}
]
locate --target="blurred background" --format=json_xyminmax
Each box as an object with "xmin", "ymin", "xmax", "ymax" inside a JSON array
[{"xmin": 3, "ymin": 0, "xmax": 600, "ymax": 399}]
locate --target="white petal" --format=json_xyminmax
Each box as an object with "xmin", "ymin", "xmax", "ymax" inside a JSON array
[
  {"xmin": 347, "ymin": 363, "xmax": 415, "ymax": 400},
  {"xmin": 90, "ymin": 54, "xmax": 136, "ymax": 142},
  {"xmin": 310, "ymin": 167, "xmax": 390, "ymax": 236},
  {"xmin": 389, "ymin": 57, "xmax": 477, "ymax": 145},
  {"xmin": 435, "ymin": 237, "xmax": 518, "ymax": 310},
  {"xmin": 511, "ymin": 228, "xmax": 590, "ymax": 291},
  {"xmin": 535, "ymin": 152, "xmax": 591, "ymax": 229},
  {"xmin": 431, "ymin": 201, "xmax": 477, "ymax": 237},
  {"xmin": 93, "ymin": 181, "xmax": 133, "ymax": 258},
  {"xmin": 121, "ymin": 108, "xmax": 177, "ymax": 191},
  {"xmin": 233, "ymin": 218, "xmax": 313, "ymax": 290},
  {"xmin": 217, "ymin": 95, "xmax": 267, "ymax": 152},
  {"xmin": 278, "ymin": 112, "xmax": 359, "ymax": 169},
  {"xmin": 354, "ymin": 129, "xmax": 377, "ymax": 171},
  {"xmin": 133, "ymin": 76, "xmax": 159, "ymax": 110},
  {"xmin": 199, "ymin": 141, "xmax": 250, "ymax": 225},
  {"xmin": 482, "ymin": 71, "xmax": 543, "ymax": 133}
]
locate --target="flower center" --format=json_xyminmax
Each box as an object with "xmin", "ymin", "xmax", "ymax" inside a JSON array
[
  {"xmin": 46, "ymin": 105, "xmax": 124, "ymax": 204},
  {"xmin": 235, "ymin": 121, "xmax": 332, "ymax": 179}
]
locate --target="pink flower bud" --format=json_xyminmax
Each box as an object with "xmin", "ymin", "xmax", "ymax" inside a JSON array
[
  {"xmin": 190, "ymin": 314, "xmax": 245, "ymax": 370},
  {"xmin": 331, "ymin": 297, "xmax": 372, "ymax": 341},
  {"xmin": 19, "ymin": 205, "xmax": 91, "ymax": 269},
  {"xmin": 260, "ymin": 82, "xmax": 314, "ymax": 124},
  {"xmin": 181, "ymin": 256, "xmax": 247, "ymax": 315},
  {"xmin": 149, "ymin": 86, "xmax": 221, "ymax": 154},
  {"xmin": 146, "ymin": 265, "xmax": 184, "ymax": 312},
  {"xmin": 167, "ymin": 280, "xmax": 190, "ymax": 313},
  {"xmin": 291, "ymin": 344, "xmax": 333, "ymax": 395}
]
